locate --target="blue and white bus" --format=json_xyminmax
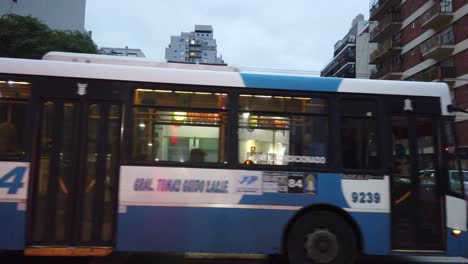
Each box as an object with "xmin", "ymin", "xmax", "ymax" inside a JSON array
[{"xmin": 0, "ymin": 52, "xmax": 466, "ymax": 263}]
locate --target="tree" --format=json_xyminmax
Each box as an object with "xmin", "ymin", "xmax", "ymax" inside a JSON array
[{"xmin": 0, "ymin": 14, "xmax": 98, "ymax": 59}]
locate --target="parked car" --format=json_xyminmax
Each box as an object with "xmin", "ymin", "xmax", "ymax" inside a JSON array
[
  {"xmin": 417, "ymin": 170, "xmax": 468, "ymax": 196},
  {"xmin": 449, "ymin": 170, "xmax": 468, "ymax": 198}
]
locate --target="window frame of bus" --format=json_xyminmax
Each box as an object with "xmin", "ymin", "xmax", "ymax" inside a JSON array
[
  {"xmin": 237, "ymin": 89, "xmax": 330, "ymax": 170},
  {"xmin": 442, "ymin": 116, "xmax": 465, "ymax": 198},
  {"xmin": 128, "ymin": 85, "xmax": 230, "ymax": 167},
  {"xmin": 339, "ymin": 96, "xmax": 382, "ymax": 174},
  {"xmin": 0, "ymin": 77, "xmax": 32, "ymax": 161}
]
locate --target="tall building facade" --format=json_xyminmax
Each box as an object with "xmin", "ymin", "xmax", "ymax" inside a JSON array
[
  {"xmin": 0, "ymin": 0, "xmax": 87, "ymax": 32},
  {"xmin": 321, "ymin": 14, "xmax": 376, "ymax": 78},
  {"xmin": 165, "ymin": 25, "xmax": 225, "ymax": 65},
  {"xmin": 368, "ymin": 0, "xmax": 468, "ymax": 147}
]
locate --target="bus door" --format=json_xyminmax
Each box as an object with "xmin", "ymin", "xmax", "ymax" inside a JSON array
[
  {"xmin": 28, "ymin": 99, "xmax": 121, "ymax": 248},
  {"xmin": 390, "ymin": 113, "xmax": 444, "ymax": 251}
]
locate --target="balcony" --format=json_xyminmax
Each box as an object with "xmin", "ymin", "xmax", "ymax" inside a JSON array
[
  {"xmin": 420, "ymin": 1, "xmax": 453, "ymax": 29},
  {"xmin": 422, "ymin": 66, "xmax": 456, "ymax": 83},
  {"xmin": 420, "ymin": 30, "xmax": 454, "ymax": 60},
  {"xmin": 370, "ymin": 0, "xmax": 400, "ymax": 21},
  {"xmin": 370, "ymin": 12, "xmax": 401, "ymax": 43},
  {"xmin": 333, "ymin": 62, "xmax": 356, "ymax": 78},
  {"xmin": 369, "ymin": 38, "xmax": 402, "ymax": 64},
  {"xmin": 189, "ymin": 46, "xmax": 202, "ymax": 51},
  {"xmin": 370, "ymin": 64, "xmax": 402, "ymax": 80},
  {"xmin": 321, "ymin": 60, "xmax": 339, "ymax": 77},
  {"xmin": 333, "ymin": 36, "xmax": 356, "ymax": 57},
  {"xmin": 321, "ymin": 51, "xmax": 356, "ymax": 77}
]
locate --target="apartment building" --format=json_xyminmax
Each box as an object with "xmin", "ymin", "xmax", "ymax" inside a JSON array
[
  {"xmin": 322, "ymin": 15, "xmax": 361, "ymax": 78},
  {"xmin": 165, "ymin": 25, "xmax": 225, "ymax": 65},
  {"xmin": 0, "ymin": 0, "xmax": 87, "ymax": 32},
  {"xmin": 369, "ymin": 0, "xmax": 468, "ymax": 147},
  {"xmin": 321, "ymin": 14, "xmax": 377, "ymax": 78}
]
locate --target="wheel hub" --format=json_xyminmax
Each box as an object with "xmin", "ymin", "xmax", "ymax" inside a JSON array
[{"xmin": 305, "ymin": 229, "xmax": 338, "ymax": 263}]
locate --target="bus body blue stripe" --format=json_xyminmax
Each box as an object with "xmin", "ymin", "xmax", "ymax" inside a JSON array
[
  {"xmin": 116, "ymin": 206, "xmax": 293, "ymax": 253},
  {"xmin": 351, "ymin": 211, "xmax": 390, "ymax": 255},
  {"xmin": 116, "ymin": 206, "xmax": 390, "ymax": 255},
  {"xmin": 0, "ymin": 202, "xmax": 25, "ymax": 250},
  {"xmin": 240, "ymin": 73, "xmax": 342, "ymax": 92},
  {"xmin": 447, "ymin": 228, "xmax": 468, "ymax": 257}
]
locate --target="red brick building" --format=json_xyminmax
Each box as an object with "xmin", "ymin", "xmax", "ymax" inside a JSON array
[{"xmin": 369, "ymin": 0, "xmax": 468, "ymax": 151}]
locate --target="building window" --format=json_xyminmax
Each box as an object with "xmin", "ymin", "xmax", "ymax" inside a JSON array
[
  {"xmin": 238, "ymin": 94, "xmax": 328, "ymax": 166},
  {"xmin": 0, "ymin": 80, "xmax": 31, "ymax": 159},
  {"xmin": 441, "ymin": 0, "xmax": 452, "ymax": 13},
  {"xmin": 340, "ymin": 99, "xmax": 379, "ymax": 170},
  {"xmin": 131, "ymin": 89, "xmax": 228, "ymax": 163},
  {"xmin": 441, "ymin": 26, "xmax": 454, "ymax": 44}
]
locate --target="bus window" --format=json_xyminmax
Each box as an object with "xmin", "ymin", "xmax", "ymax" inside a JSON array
[
  {"xmin": 131, "ymin": 89, "xmax": 227, "ymax": 163},
  {"xmin": 0, "ymin": 80, "xmax": 31, "ymax": 159},
  {"xmin": 416, "ymin": 117, "xmax": 435, "ymax": 185},
  {"xmin": 238, "ymin": 94, "xmax": 328, "ymax": 166},
  {"xmin": 444, "ymin": 119, "xmax": 463, "ymax": 195},
  {"xmin": 340, "ymin": 99, "xmax": 379, "ymax": 170}
]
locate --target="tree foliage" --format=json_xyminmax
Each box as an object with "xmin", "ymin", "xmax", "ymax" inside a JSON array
[{"xmin": 0, "ymin": 14, "xmax": 98, "ymax": 59}]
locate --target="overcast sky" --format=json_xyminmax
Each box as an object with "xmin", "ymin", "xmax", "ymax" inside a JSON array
[{"xmin": 85, "ymin": 0, "xmax": 370, "ymax": 74}]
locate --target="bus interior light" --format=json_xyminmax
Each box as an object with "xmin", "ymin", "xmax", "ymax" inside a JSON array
[
  {"xmin": 7, "ymin": 80, "xmax": 30, "ymax": 85},
  {"xmin": 136, "ymin": 89, "xmax": 154, "ymax": 92},
  {"xmin": 452, "ymin": 229, "xmax": 462, "ymax": 236},
  {"xmin": 173, "ymin": 112, "xmax": 187, "ymax": 121},
  {"xmin": 153, "ymin": 90, "xmax": 173, "ymax": 93}
]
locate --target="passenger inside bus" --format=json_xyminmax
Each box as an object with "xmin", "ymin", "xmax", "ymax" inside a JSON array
[
  {"xmin": 190, "ymin": 148, "xmax": 206, "ymax": 162},
  {"xmin": 393, "ymin": 143, "xmax": 410, "ymax": 177}
]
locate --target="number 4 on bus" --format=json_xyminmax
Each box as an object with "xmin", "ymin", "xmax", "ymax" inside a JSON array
[{"xmin": 0, "ymin": 167, "xmax": 26, "ymax": 194}]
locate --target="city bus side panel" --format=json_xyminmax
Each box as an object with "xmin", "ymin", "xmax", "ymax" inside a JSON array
[
  {"xmin": 116, "ymin": 167, "xmax": 392, "ymax": 255},
  {"xmin": 0, "ymin": 162, "xmax": 29, "ymax": 250}
]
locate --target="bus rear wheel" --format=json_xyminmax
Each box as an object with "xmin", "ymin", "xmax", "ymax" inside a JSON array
[{"xmin": 287, "ymin": 211, "xmax": 357, "ymax": 264}]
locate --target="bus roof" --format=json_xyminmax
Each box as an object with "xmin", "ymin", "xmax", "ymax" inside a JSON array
[
  {"xmin": 0, "ymin": 52, "xmax": 451, "ymax": 114},
  {"xmin": 42, "ymin": 52, "xmax": 240, "ymax": 72}
]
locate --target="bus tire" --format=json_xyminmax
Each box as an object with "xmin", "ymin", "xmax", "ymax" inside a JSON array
[{"xmin": 286, "ymin": 210, "xmax": 357, "ymax": 264}]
